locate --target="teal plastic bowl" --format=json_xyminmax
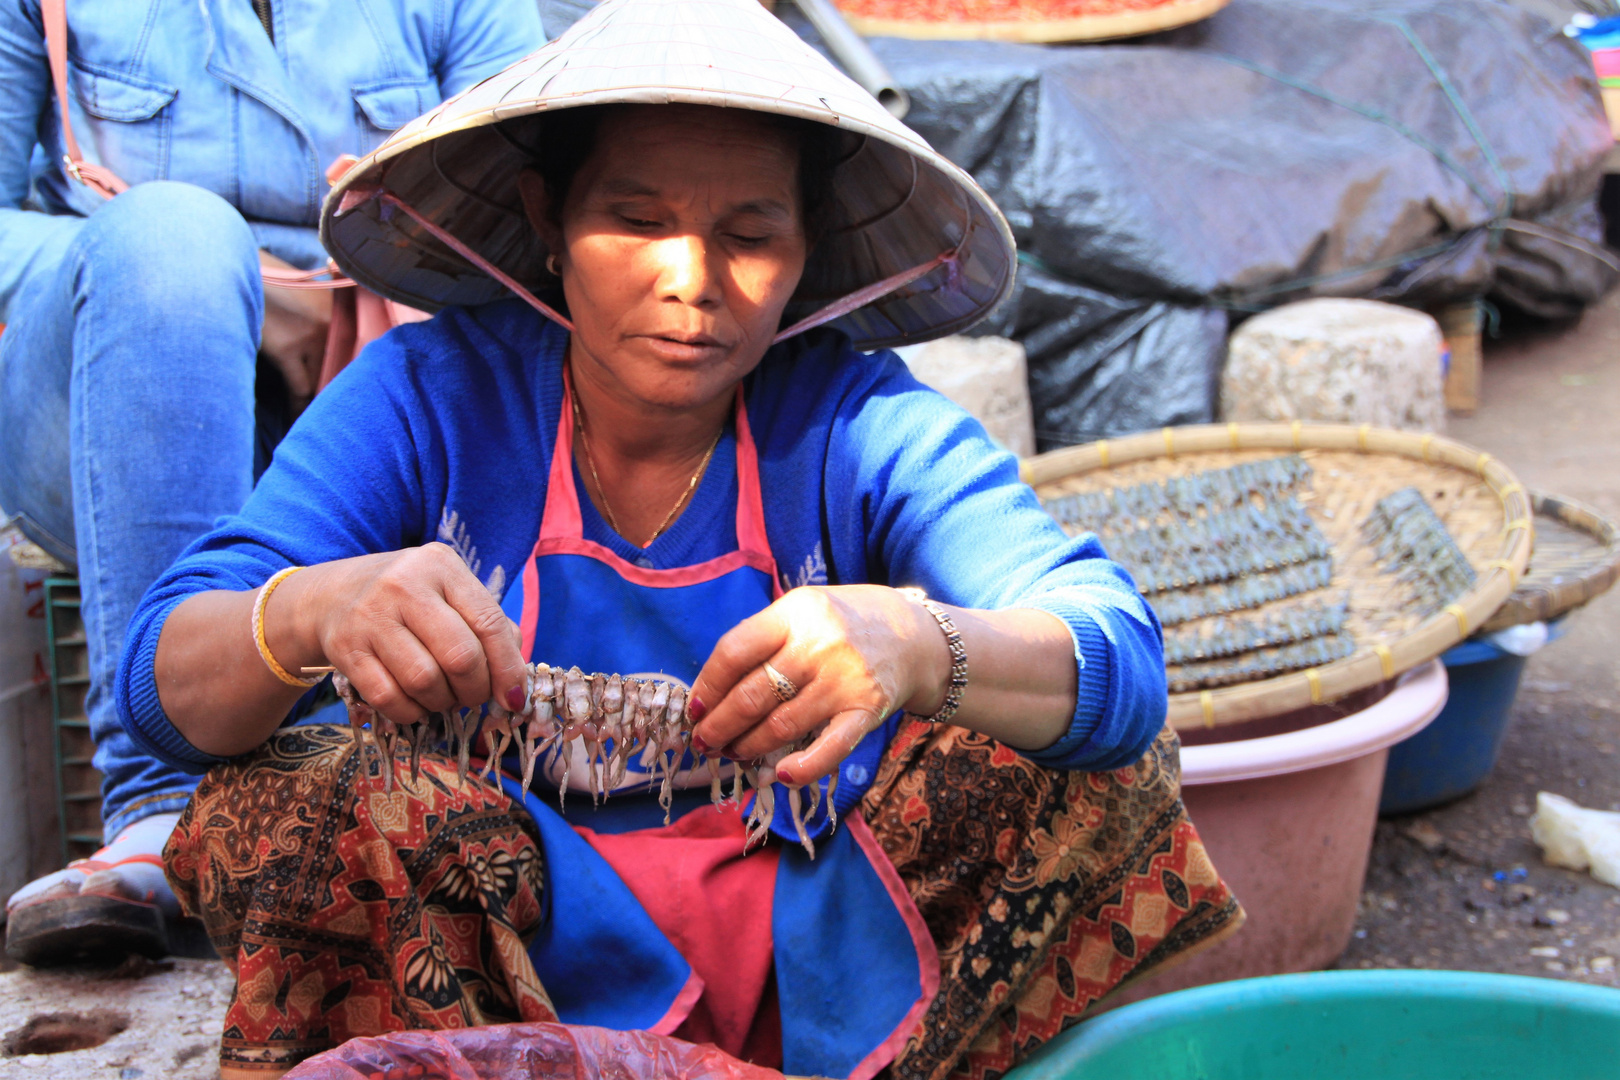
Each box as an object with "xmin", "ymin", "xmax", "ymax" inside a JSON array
[{"xmin": 1005, "ymin": 971, "xmax": 1620, "ymax": 1080}]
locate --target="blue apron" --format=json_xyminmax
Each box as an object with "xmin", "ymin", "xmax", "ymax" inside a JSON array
[{"xmin": 495, "ymin": 368, "xmax": 936, "ymax": 1079}]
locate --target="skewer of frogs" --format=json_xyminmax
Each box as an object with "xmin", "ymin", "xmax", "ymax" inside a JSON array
[{"xmin": 325, "ymin": 662, "xmax": 834, "ymax": 856}]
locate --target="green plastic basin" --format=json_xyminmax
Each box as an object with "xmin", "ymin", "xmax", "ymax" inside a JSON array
[{"xmin": 1006, "ymin": 971, "xmax": 1620, "ymax": 1080}]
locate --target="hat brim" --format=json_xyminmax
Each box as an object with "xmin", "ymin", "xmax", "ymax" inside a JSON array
[{"xmin": 320, "ymin": 0, "xmax": 1016, "ymax": 349}]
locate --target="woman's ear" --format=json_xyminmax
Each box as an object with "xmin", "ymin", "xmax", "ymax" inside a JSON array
[{"xmin": 516, "ymin": 169, "xmax": 565, "ymax": 270}]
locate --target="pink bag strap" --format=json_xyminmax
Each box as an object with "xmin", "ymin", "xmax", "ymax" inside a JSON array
[
  {"xmin": 40, "ymin": 0, "xmax": 353, "ymax": 290},
  {"xmin": 42, "ymin": 0, "xmax": 125, "ymax": 199}
]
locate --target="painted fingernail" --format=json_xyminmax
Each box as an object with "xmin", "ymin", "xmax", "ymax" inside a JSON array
[
  {"xmin": 690, "ymin": 733, "xmax": 711, "ymax": 756},
  {"xmin": 776, "ymin": 766, "xmax": 795, "ymax": 786},
  {"xmin": 688, "ymin": 696, "xmax": 708, "ymax": 722},
  {"xmin": 505, "ymin": 686, "xmax": 526, "ymax": 711}
]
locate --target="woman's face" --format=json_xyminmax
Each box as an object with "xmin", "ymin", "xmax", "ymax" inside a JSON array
[{"xmin": 520, "ymin": 106, "xmax": 810, "ymax": 411}]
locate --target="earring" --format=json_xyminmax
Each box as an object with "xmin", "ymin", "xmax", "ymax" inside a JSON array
[{"xmin": 546, "ymin": 254, "xmax": 561, "ymax": 276}]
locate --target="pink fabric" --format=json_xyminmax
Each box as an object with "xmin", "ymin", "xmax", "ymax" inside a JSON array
[
  {"xmin": 843, "ymin": 813, "xmax": 941, "ymax": 1080},
  {"xmin": 576, "ymin": 805, "xmax": 783, "ymax": 1067}
]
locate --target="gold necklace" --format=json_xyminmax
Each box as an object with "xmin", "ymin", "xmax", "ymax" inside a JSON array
[{"xmin": 572, "ymin": 394, "xmax": 723, "ymax": 549}]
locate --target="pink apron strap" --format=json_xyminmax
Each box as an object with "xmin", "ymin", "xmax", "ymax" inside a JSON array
[
  {"xmin": 539, "ymin": 365, "xmax": 586, "ymax": 542},
  {"xmin": 542, "ymin": 369, "xmax": 772, "ymax": 562},
  {"xmin": 731, "ymin": 388, "xmax": 771, "ymax": 560}
]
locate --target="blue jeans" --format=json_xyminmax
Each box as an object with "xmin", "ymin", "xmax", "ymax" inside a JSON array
[{"xmin": 0, "ymin": 182, "xmax": 263, "ymax": 842}]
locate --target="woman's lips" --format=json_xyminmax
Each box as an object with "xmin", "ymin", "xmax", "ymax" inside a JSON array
[{"xmin": 639, "ymin": 333, "xmax": 729, "ymax": 361}]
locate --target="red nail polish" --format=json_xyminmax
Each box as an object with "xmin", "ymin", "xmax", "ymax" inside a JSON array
[
  {"xmin": 505, "ymin": 685, "xmax": 526, "ymax": 711},
  {"xmin": 688, "ymin": 696, "xmax": 708, "ymax": 722},
  {"xmin": 690, "ymin": 733, "xmax": 711, "ymax": 756},
  {"xmin": 776, "ymin": 767, "xmax": 795, "ymax": 786}
]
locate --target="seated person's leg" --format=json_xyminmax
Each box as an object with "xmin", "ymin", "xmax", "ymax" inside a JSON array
[
  {"xmin": 1, "ymin": 182, "xmax": 262, "ymax": 965},
  {"xmin": 166, "ymin": 724, "xmax": 551, "ymax": 1079},
  {"xmin": 861, "ymin": 724, "xmax": 1242, "ymax": 1078}
]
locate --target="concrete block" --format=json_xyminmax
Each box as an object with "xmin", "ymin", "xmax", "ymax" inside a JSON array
[
  {"xmin": 895, "ymin": 335, "xmax": 1037, "ymax": 458},
  {"xmin": 1222, "ymin": 299, "xmax": 1446, "ymax": 433}
]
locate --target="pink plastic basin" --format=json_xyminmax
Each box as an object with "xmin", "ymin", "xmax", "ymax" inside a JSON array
[{"xmin": 1110, "ymin": 660, "xmax": 1448, "ymax": 1005}]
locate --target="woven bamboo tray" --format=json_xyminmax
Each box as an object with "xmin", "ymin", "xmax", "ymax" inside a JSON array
[
  {"xmin": 1479, "ymin": 492, "xmax": 1620, "ymax": 633},
  {"xmin": 834, "ymin": 0, "xmax": 1230, "ymax": 43},
  {"xmin": 1021, "ymin": 423, "xmax": 1533, "ymax": 730}
]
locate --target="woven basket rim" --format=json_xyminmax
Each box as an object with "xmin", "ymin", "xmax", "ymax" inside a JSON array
[
  {"xmin": 1480, "ymin": 490, "xmax": 1620, "ymax": 632},
  {"xmin": 1021, "ymin": 421, "xmax": 1534, "ymax": 730}
]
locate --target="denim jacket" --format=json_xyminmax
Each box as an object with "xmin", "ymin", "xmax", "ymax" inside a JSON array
[{"xmin": 0, "ymin": 0, "xmax": 545, "ymax": 321}]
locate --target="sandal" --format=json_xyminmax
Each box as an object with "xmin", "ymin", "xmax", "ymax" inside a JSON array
[{"xmin": 3, "ymin": 813, "xmax": 207, "ymax": 967}]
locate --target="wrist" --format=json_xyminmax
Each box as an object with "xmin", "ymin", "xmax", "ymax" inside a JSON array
[
  {"xmin": 897, "ymin": 587, "xmax": 953, "ymax": 717},
  {"xmin": 264, "ymin": 563, "xmax": 331, "ymax": 673}
]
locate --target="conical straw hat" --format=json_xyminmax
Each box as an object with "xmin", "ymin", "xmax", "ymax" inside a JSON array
[{"xmin": 320, "ymin": 0, "xmax": 1016, "ymax": 349}]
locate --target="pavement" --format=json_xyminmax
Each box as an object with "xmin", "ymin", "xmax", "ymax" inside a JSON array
[
  {"xmin": 0, "ymin": 955, "xmax": 233, "ymax": 1078},
  {"xmin": 1338, "ymin": 293, "xmax": 1620, "ymax": 983},
  {"xmin": 3, "ymin": 294, "xmax": 1620, "ymax": 1076}
]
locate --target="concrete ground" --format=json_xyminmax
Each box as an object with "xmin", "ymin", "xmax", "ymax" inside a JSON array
[
  {"xmin": 0, "ymin": 956, "xmax": 233, "ymax": 1078},
  {"xmin": 4, "ymin": 293, "xmax": 1620, "ymax": 1076},
  {"xmin": 1338, "ymin": 292, "xmax": 1620, "ymax": 983}
]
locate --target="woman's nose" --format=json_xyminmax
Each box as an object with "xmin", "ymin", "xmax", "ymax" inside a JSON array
[{"xmin": 655, "ymin": 235, "xmax": 721, "ymax": 306}]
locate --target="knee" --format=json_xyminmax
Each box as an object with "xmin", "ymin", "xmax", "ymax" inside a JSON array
[{"xmin": 74, "ymin": 182, "xmax": 259, "ymax": 305}]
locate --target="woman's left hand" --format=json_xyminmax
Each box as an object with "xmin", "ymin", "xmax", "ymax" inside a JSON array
[{"xmin": 687, "ymin": 585, "xmax": 950, "ymax": 785}]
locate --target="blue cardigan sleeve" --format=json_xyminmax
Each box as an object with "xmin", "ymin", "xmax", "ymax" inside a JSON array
[{"xmin": 825, "ymin": 350, "xmax": 1166, "ymax": 771}]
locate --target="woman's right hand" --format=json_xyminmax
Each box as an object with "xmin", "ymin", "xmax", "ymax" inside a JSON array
[{"xmin": 274, "ymin": 542, "xmax": 530, "ymax": 725}]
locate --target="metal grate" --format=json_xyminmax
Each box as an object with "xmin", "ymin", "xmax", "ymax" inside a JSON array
[{"xmin": 43, "ymin": 577, "xmax": 101, "ymax": 863}]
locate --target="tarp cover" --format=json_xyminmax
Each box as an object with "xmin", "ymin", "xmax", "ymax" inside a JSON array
[
  {"xmin": 545, "ymin": 0, "xmax": 1617, "ymax": 448},
  {"xmin": 282, "ymin": 1022, "xmax": 783, "ymax": 1080}
]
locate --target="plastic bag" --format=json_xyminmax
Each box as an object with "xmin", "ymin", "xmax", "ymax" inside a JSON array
[{"xmin": 282, "ymin": 1023, "xmax": 786, "ymax": 1080}]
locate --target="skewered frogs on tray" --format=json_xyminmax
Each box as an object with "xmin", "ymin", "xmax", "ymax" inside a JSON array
[
  {"xmin": 1040, "ymin": 454, "xmax": 1353, "ymax": 689},
  {"xmin": 1361, "ymin": 486, "xmax": 1477, "ymax": 617}
]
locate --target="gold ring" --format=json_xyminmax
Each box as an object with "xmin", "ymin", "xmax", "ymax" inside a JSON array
[{"xmin": 762, "ymin": 661, "xmax": 799, "ymax": 703}]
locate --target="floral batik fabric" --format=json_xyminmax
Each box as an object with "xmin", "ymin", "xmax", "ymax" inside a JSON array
[
  {"xmin": 862, "ymin": 722, "xmax": 1242, "ymax": 1080},
  {"xmin": 167, "ymin": 721, "xmax": 1236, "ymax": 1077},
  {"xmin": 163, "ymin": 724, "xmax": 554, "ymax": 1071}
]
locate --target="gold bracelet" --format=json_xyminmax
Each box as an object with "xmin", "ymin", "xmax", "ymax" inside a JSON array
[
  {"xmin": 898, "ymin": 587, "xmax": 967, "ymax": 725},
  {"xmin": 252, "ymin": 567, "xmax": 322, "ymax": 688}
]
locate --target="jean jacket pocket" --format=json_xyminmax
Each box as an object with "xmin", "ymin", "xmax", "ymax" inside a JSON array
[
  {"xmin": 353, "ymin": 77, "xmax": 443, "ymax": 135},
  {"xmin": 68, "ymin": 61, "xmax": 179, "ymax": 182}
]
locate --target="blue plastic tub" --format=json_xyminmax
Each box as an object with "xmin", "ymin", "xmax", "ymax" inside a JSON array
[
  {"xmin": 1378, "ymin": 618, "xmax": 1566, "ymax": 816},
  {"xmin": 1005, "ymin": 970, "xmax": 1620, "ymax": 1080},
  {"xmin": 1378, "ymin": 635, "xmax": 1526, "ymax": 815}
]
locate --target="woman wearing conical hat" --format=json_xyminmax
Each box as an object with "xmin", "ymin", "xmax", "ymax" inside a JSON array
[{"xmin": 120, "ymin": 0, "xmax": 1238, "ymax": 1075}]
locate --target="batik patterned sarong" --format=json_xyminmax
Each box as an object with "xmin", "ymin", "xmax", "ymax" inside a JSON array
[
  {"xmin": 164, "ymin": 725, "xmax": 554, "ymax": 1070},
  {"xmin": 166, "ymin": 721, "xmax": 1238, "ymax": 1075},
  {"xmin": 863, "ymin": 722, "xmax": 1241, "ymax": 1080}
]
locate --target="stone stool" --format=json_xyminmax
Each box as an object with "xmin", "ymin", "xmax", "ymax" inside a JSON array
[
  {"xmin": 895, "ymin": 335, "xmax": 1037, "ymax": 458},
  {"xmin": 1222, "ymin": 299, "xmax": 1446, "ymax": 432}
]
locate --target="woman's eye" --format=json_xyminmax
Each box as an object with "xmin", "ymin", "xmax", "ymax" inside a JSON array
[
  {"xmin": 619, "ymin": 215, "xmax": 661, "ymax": 229},
  {"xmin": 729, "ymin": 234, "xmax": 770, "ymax": 247}
]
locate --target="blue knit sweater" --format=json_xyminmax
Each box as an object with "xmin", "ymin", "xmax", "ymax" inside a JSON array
[{"xmin": 117, "ymin": 301, "xmax": 1167, "ymax": 797}]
